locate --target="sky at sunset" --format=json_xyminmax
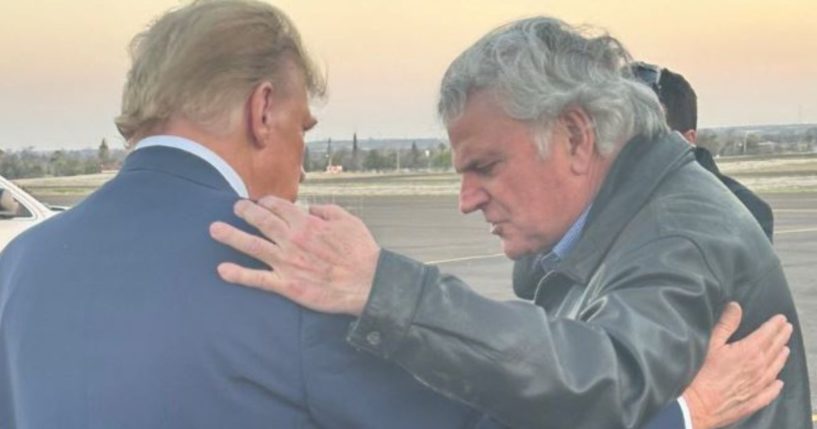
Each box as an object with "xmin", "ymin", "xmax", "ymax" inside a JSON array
[{"xmin": 1, "ymin": 0, "xmax": 815, "ymax": 150}]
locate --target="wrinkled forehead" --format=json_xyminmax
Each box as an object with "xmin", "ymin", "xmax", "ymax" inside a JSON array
[
  {"xmin": 448, "ymin": 92, "xmax": 538, "ymax": 169},
  {"xmin": 448, "ymin": 90, "xmax": 534, "ymax": 141}
]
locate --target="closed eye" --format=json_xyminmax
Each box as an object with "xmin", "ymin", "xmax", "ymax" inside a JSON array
[{"xmin": 474, "ymin": 160, "xmax": 500, "ymax": 176}]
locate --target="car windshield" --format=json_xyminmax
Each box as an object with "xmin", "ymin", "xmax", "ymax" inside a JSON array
[{"xmin": 0, "ymin": 187, "xmax": 32, "ymax": 219}]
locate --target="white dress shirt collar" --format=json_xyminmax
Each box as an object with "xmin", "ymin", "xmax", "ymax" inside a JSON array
[{"xmin": 134, "ymin": 135, "xmax": 249, "ymax": 198}]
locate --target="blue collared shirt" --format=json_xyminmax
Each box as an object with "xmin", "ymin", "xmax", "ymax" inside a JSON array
[
  {"xmin": 552, "ymin": 206, "xmax": 590, "ymax": 260},
  {"xmin": 536, "ymin": 205, "xmax": 591, "ymax": 271}
]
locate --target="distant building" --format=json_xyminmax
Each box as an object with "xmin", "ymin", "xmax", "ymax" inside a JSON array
[
  {"xmin": 756, "ymin": 141, "xmax": 777, "ymax": 154},
  {"xmin": 325, "ymin": 165, "xmax": 343, "ymax": 174}
]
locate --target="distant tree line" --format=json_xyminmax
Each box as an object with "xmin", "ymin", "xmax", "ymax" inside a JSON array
[
  {"xmin": 10, "ymin": 125, "xmax": 811, "ymax": 180},
  {"xmin": 304, "ymin": 138, "xmax": 453, "ymax": 173},
  {"xmin": 0, "ymin": 139, "xmax": 126, "ymax": 179},
  {"xmin": 697, "ymin": 125, "xmax": 817, "ymax": 156}
]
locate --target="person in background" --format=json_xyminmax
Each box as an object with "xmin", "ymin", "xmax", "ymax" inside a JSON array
[{"xmin": 630, "ymin": 62, "xmax": 774, "ymax": 241}]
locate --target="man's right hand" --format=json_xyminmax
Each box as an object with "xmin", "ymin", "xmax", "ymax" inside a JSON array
[{"xmin": 683, "ymin": 302, "xmax": 792, "ymax": 429}]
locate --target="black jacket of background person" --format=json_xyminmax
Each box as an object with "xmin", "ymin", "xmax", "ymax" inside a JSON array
[
  {"xmin": 343, "ymin": 132, "xmax": 811, "ymax": 429},
  {"xmin": 694, "ymin": 146, "xmax": 774, "ymax": 241}
]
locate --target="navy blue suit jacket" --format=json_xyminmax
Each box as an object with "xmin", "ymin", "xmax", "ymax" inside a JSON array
[
  {"xmin": 643, "ymin": 401, "xmax": 684, "ymax": 429},
  {"xmin": 0, "ymin": 147, "xmax": 482, "ymax": 429}
]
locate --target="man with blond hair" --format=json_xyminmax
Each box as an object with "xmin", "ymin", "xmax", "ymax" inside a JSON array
[{"xmin": 0, "ymin": 1, "xmax": 483, "ymax": 427}]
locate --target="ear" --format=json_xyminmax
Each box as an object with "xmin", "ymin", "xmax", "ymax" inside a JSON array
[
  {"xmin": 560, "ymin": 106, "xmax": 596, "ymax": 175},
  {"xmin": 682, "ymin": 129, "xmax": 697, "ymax": 145},
  {"xmin": 248, "ymin": 81, "xmax": 276, "ymax": 149}
]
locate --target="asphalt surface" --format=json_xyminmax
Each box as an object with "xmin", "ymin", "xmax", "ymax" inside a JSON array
[{"xmin": 316, "ymin": 192, "xmax": 817, "ymax": 419}]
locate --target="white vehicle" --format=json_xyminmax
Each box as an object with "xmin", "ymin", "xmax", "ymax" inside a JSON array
[{"xmin": 0, "ymin": 175, "xmax": 59, "ymax": 251}]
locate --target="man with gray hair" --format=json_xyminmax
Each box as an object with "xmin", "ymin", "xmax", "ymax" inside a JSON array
[{"xmin": 210, "ymin": 16, "xmax": 811, "ymax": 429}]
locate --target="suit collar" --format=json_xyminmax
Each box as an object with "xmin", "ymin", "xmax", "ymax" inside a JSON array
[
  {"xmin": 693, "ymin": 146, "xmax": 722, "ymax": 176},
  {"xmin": 120, "ymin": 146, "xmax": 238, "ymax": 196},
  {"xmin": 133, "ymin": 136, "xmax": 249, "ymax": 197}
]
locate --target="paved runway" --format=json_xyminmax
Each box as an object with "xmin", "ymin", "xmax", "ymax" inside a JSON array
[{"xmin": 318, "ymin": 192, "xmax": 817, "ymax": 419}]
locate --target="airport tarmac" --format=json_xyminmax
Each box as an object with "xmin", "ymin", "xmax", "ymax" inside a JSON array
[{"xmin": 310, "ymin": 191, "xmax": 817, "ymax": 418}]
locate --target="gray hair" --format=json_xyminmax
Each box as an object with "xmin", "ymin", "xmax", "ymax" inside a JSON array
[
  {"xmin": 115, "ymin": 0, "xmax": 326, "ymax": 144},
  {"xmin": 438, "ymin": 17, "xmax": 668, "ymax": 156}
]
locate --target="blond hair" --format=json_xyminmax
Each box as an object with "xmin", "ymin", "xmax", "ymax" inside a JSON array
[{"xmin": 115, "ymin": 0, "xmax": 325, "ymax": 144}]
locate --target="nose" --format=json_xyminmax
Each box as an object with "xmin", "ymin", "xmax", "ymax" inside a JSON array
[
  {"xmin": 458, "ymin": 174, "xmax": 488, "ymax": 214},
  {"xmin": 299, "ymin": 166, "xmax": 306, "ymax": 183}
]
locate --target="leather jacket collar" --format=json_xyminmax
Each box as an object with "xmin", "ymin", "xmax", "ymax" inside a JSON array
[{"xmin": 518, "ymin": 131, "xmax": 695, "ymax": 291}]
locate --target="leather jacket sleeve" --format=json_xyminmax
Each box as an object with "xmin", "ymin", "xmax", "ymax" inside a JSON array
[{"xmin": 347, "ymin": 237, "xmax": 720, "ymax": 429}]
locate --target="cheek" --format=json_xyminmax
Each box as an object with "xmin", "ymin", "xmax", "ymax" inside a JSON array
[
  {"xmin": 296, "ymin": 145, "xmax": 305, "ymax": 165},
  {"xmin": 496, "ymin": 175, "xmax": 537, "ymax": 211},
  {"xmin": 290, "ymin": 134, "xmax": 305, "ymax": 162},
  {"xmin": 504, "ymin": 183, "xmax": 557, "ymax": 234}
]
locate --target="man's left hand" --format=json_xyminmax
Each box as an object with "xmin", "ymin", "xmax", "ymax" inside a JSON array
[
  {"xmin": 209, "ymin": 196, "xmax": 380, "ymax": 316},
  {"xmin": 683, "ymin": 302, "xmax": 792, "ymax": 429}
]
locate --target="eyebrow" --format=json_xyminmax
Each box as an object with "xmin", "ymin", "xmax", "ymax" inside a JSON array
[{"xmin": 455, "ymin": 151, "xmax": 501, "ymax": 174}]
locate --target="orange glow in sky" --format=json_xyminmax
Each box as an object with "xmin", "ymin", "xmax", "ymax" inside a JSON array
[{"xmin": 1, "ymin": 0, "xmax": 815, "ymax": 149}]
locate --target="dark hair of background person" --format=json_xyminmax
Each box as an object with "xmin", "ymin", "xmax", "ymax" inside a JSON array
[{"xmin": 657, "ymin": 69, "xmax": 698, "ymax": 133}]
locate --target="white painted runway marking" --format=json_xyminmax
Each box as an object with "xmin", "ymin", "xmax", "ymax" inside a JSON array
[
  {"xmin": 425, "ymin": 229, "xmax": 817, "ymax": 262},
  {"xmin": 428, "ymin": 253, "xmax": 506, "ymax": 265},
  {"xmin": 777, "ymin": 228, "xmax": 817, "ymax": 235},
  {"xmin": 775, "ymin": 209, "xmax": 817, "ymax": 213}
]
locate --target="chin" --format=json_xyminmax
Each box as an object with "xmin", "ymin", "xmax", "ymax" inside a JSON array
[
  {"xmin": 280, "ymin": 190, "xmax": 298, "ymax": 203},
  {"xmin": 283, "ymin": 182, "xmax": 301, "ymax": 202},
  {"xmin": 253, "ymin": 183, "xmax": 299, "ymax": 202},
  {"xmin": 502, "ymin": 238, "xmax": 545, "ymax": 260},
  {"xmin": 501, "ymin": 242, "xmax": 526, "ymax": 260}
]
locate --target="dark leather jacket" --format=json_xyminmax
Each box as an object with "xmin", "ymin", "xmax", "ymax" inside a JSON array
[{"xmin": 346, "ymin": 133, "xmax": 811, "ymax": 429}]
